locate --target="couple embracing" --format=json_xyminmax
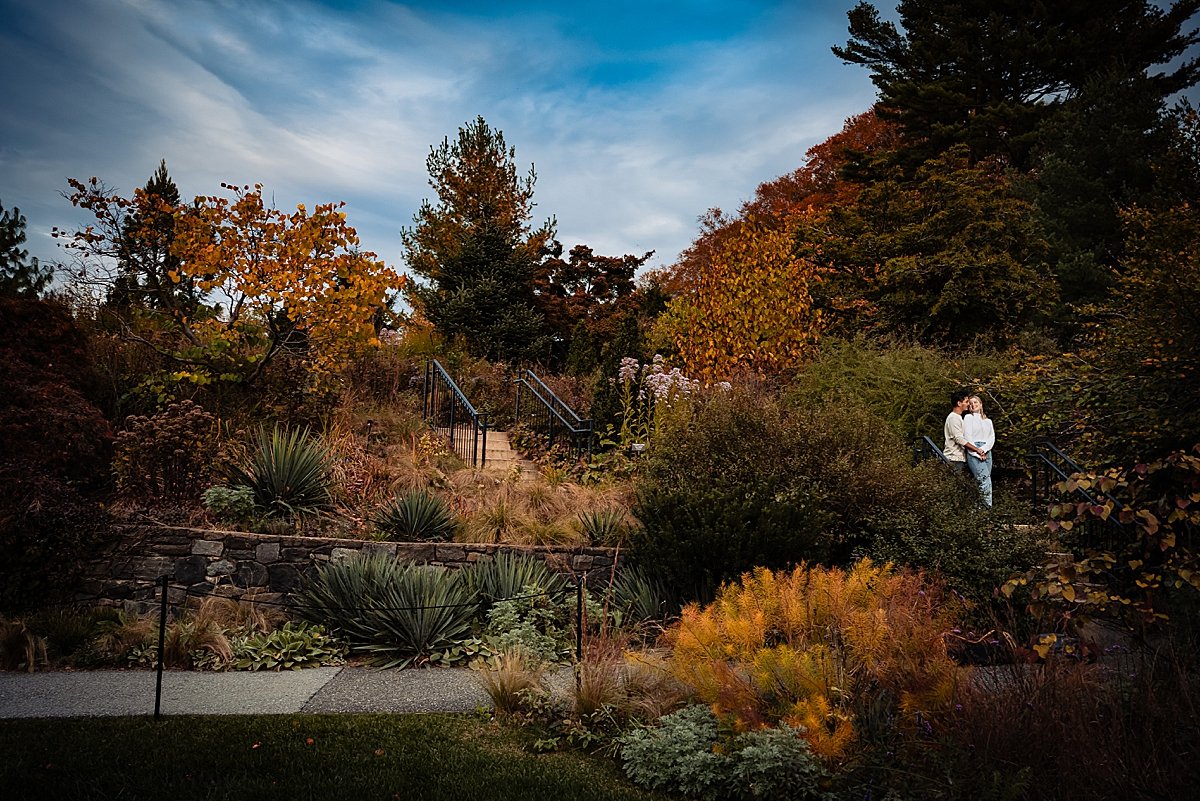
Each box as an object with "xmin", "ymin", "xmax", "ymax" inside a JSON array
[{"xmin": 943, "ymin": 389, "xmax": 995, "ymax": 507}]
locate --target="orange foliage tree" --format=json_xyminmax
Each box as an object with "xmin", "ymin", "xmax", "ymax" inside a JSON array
[
  {"xmin": 60, "ymin": 178, "xmax": 402, "ymax": 387},
  {"xmin": 658, "ymin": 112, "xmax": 901, "ymax": 380}
]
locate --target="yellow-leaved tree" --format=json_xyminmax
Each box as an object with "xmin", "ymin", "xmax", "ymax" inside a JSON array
[
  {"xmin": 658, "ymin": 213, "xmax": 822, "ymax": 381},
  {"xmin": 654, "ymin": 112, "xmax": 900, "ymax": 382}
]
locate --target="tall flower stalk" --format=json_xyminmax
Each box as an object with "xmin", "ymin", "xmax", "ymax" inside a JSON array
[{"xmin": 613, "ymin": 355, "xmax": 699, "ymax": 451}]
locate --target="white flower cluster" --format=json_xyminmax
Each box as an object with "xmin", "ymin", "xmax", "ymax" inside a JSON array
[
  {"xmin": 618, "ymin": 356, "xmax": 641, "ymax": 384},
  {"xmin": 639, "ymin": 354, "xmax": 699, "ymax": 404}
]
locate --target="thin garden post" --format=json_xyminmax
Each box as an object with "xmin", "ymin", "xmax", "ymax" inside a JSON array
[
  {"xmin": 576, "ymin": 573, "xmax": 585, "ymax": 663},
  {"xmin": 154, "ymin": 574, "xmax": 168, "ymax": 720}
]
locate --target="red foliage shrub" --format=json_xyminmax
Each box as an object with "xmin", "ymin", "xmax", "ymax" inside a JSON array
[{"xmin": 0, "ymin": 297, "xmax": 114, "ymax": 610}]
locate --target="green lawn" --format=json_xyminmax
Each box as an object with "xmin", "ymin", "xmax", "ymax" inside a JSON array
[{"xmin": 0, "ymin": 713, "xmax": 673, "ymax": 801}]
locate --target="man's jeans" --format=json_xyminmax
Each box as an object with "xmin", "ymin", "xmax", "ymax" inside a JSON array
[{"xmin": 967, "ymin": 442, "xmax": 993, "ymax": 507}]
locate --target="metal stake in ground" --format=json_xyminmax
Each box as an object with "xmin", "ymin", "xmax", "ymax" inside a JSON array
[
  {"xmin": 154, "ymin": 574, "xmax": 168, "ymax": 720},
  {"xmin": 576, "ymin": 573, "xmax": 585, "ymax": 663}
]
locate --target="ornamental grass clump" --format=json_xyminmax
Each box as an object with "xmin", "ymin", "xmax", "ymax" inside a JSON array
[
  {"xmin": 666, "ymin": 559, "xmax": 963, "ymax": 760},
  {"xmin": 479, "ymin": 647, "xmax": 548, "ymax": 719},
  {"xmin": 0, "ymin": 617, "xmax": 48, "ymax": 672}
]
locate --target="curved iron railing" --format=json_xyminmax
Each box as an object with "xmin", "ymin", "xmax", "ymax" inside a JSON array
[
  {"xmin": 513, "ymin": 369, "xmax": 592, "ymax": 461},
  {"xmin": 423, "ymin": 359, "xmax": 488, "ymax": 467}
]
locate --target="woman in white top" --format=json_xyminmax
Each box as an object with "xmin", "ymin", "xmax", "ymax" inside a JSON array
[{"xmin": 962, "ymin": 395, "xmax": 995, "ymax": 507}]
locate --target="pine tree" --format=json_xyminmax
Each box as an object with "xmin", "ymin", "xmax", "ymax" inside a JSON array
[
  {"xmin": 107, "ymin": 159, "xmax": 198, "ymax": 313},
  {"xmin": 0, "ymin": 201, "xmax": 52, "ymax": 298},
  {"xmin": 834, "ymin": 0, "xmax": 1200, "ymax": 170},
  {"xmin": 402, "ymin": 117, "xmax": 555, "ymax": 362}
]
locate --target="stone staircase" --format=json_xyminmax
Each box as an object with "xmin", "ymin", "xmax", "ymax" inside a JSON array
[{"xmin": 481, "ymin": 430, "xmax": 539, "ymax": 481}]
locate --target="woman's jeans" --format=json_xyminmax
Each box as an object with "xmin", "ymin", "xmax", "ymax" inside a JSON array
[{"xmin": 967, "ymin": 442, "xmax": 993, "ymax": 506}]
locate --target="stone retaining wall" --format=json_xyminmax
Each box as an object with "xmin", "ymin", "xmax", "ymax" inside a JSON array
[{"xmin": 82, "ymin": 525, "xmax": 620, "ymax": 611}]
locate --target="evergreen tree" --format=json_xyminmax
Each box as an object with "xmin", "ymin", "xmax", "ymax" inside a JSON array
[
  {"xmin": 402, "ymin": 117, "xmax": 555, "ymax": 362},
  {"xmin": 832, "ymin": 1, "xmax": 1200, "ymax": 336},
  {"xmin": 800, "ymin": 145, "xmax": 1055, "ymax": 346},
  {"xmin": 0, "ymin": 201, "xmax": 52, "ymax": 298},
  {"xmin": 107, "ymin": 160, "xmax": 199, "ymax": 313},
  {"xmin": 834, "ymin": 0, "xmax": 1200, "ymax": 170},
  {"xmin": 1030, "ymin": 71, "xmax": 1173, "ymax": 305}
]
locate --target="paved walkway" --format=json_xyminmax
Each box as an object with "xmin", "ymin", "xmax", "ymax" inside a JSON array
[{"xmin": 0, "ymin": 666, "xmax": 498, "ymax": 718}]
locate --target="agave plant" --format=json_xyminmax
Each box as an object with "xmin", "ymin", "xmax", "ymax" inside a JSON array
[
  {"xmin": 225, "ymin": 426, "xmax": 334, "ymax": 519},
  {"xmin": 294, "ymin": 553, "xmax": 477, "ymax": 668},
  {"xmin": 373, "ymin": 490, "xmax": 458, "ymax": 542}
]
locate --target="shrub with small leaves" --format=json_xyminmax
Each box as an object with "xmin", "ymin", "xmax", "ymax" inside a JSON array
[
  {"xmin": 201, "ymin": 485, "xmax": 258, "ymax": 526},
  {"xmin": 485, "ymin": 583, "xmax": 580, "ymax": 664},
  {"xmin": 619, "ymin": 704, "xmax": 832, "ymax": 801},
  {"xmin": 113, "ymin": 399, "xmax": 217, "ymax": 501},
  {"xmin": 485, "ymin": 582, "xmax": 601, "ymax": 664}
]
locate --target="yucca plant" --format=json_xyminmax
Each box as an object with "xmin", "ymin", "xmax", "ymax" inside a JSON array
[
  {"xmin": 293, "ymin": 552, "xmax": 404, "ymax": 646},
  {"xmin": 225, "ymin": 426, "xmax": 334, "ymax": 519},
  {"xmin": 295, "ymin": 553, "xmax": 477, "ymax": 668},
  {"xmin": 359, "ymin": 565, "xmax": 477, "ymax": 668},
  {"xmin": 373, "ymin": 490, "xmax": 458, "ymax": 541},
  {"xmin": 462, "ymin": 551, "xmax": 568, "ymax": 611},
  {"xmin": 579, "ymin": 508, "xmax": 632, "ymax": 546},
  {"xmin": 608, "ymin": 567, "xmax": 674, "ymax": 627}
]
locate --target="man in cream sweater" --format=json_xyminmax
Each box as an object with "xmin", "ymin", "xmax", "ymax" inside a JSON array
[{"xmin": 944, "ymin": 390, "xmax": 986, "ymax": 472}]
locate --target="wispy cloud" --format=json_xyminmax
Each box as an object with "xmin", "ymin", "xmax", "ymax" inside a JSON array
[{"xmin": 1, "ymin": 0, "xmax": 878, "ymax": 271}]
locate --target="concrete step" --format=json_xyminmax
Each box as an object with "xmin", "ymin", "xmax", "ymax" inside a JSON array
[{"xmin": 481, "ymin": 430, "xmax": 538, "ymax": 479}]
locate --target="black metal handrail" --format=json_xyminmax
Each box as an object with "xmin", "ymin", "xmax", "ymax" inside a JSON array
[
  {"xmin": 912, "ymin": 435, "xmax": 952, "ymax": 467},
  {"xmin": 1028, "ymin": 441, "xmax": 1127, "ymax": 545},
  {"xmin": 1029, "ymin": 440, "xmax": 1125, "ymax": 515},
  {"xmin": 513, "ymin": 369, "xmax": 593, "ymax": 461},
  {"xmin": 423, "ymin": 359, "xmax": 488, "ymax": 467}
]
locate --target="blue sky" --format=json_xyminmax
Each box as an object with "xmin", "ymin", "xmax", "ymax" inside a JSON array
[{"xmin": 1, "ymin": 0, "xmax": 882, "ymax": 277}]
